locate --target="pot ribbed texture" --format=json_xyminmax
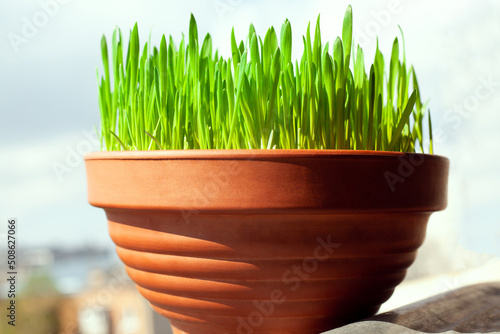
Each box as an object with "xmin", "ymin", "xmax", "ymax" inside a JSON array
[{"xmin": 85, "ymin": 150, "xmax": 449, "ymax": 334}]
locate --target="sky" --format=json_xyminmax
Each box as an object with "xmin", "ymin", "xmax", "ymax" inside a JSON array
[{"xmin": 1, "ymin": 0, "xmax": 499, "ymax": 277}]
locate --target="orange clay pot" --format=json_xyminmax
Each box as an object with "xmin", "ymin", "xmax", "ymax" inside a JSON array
[{"xmin": 85, "ymin": 150, "xmax": 448, "ymax": 334}]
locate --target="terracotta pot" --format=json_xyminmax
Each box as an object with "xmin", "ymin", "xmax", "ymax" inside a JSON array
[{"xmin": 85, "ymin": 150, "xmax": 449, "ymax": 334}]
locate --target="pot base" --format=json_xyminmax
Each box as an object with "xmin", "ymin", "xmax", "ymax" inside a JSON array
[{"xmin": 107, "ymin": 209, "xmax": 429, "ymax": 334}]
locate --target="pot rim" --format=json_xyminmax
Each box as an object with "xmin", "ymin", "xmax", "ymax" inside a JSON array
[
  {"xmin": 85, "ymin": 149, "xmax": 448, "ymax": 162},
  {"xmin": 85, "ymin": 149, "xmax": 449, "ymax": 212}
]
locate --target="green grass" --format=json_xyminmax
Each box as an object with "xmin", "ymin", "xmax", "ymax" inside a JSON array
[{"xmin": 97, "ymin": 5, "xmax": 433, "ymax": 153}]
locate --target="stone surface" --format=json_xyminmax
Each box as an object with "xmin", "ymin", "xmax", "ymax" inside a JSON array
[
  {"xmin": 324, "ymin": 321, "xmax": 468, "ymax": 334},
  {"xmin": 324, "ymin": 282, "xmax": 500, "ymax": 334}
]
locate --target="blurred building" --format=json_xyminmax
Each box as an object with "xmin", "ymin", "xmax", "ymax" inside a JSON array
[
  {"xmin": 57, "ymin": 267, "xmax": 160, "ymax": 334},
  {"xmin": 0, "ymin": 247, "xmax": 173, "ymax": 334}
]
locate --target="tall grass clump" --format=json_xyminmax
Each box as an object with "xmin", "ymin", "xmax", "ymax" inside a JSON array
[{"xmin": 97, "ymin": 5, "xmax": 433, "ymax": 153}]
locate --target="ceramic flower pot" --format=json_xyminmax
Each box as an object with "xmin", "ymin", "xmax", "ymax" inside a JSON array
[{"xmin": 85, "ymin": 150, "xmax": 448, "ymax": 334}]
